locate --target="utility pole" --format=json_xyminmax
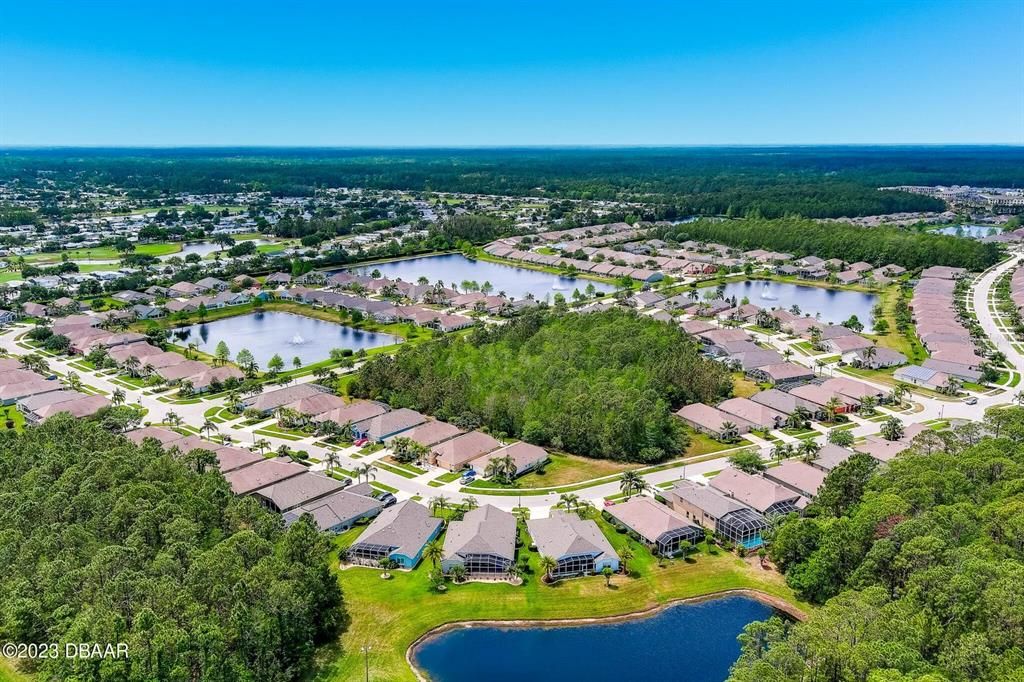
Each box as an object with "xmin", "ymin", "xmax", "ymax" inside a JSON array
[{"xmin": 361, "ymin": 645, "xmax": 370, "ymax": 682}]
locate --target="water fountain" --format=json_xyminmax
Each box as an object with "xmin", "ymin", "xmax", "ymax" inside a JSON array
[
  {"xmin": 290, "ymin": 334, "xmax": 306, "ymax": 345},
  {"xmin": 760, "ymin": 283, "xmax": 778, "ymax": 301}
]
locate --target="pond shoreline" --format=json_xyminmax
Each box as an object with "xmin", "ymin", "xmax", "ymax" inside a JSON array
[{"xmin": 405, "ymin": 588, "xmax": 806, "ymax": 682}]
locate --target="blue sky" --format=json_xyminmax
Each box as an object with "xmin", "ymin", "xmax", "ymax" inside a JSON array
[{"xmin": 1, "ymin": 0, "xmax": 1022, "ymax": 146}]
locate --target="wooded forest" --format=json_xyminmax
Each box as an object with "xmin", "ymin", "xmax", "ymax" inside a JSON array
[
  {"xmin": 728, "ymin": 409, "xmax": 1024, "ymax": 682},
  {"xmin": 661, "ymin": 216, "xmax": 1004, "ymax": 271},
  {"xmin": 350, "ymin": 309, "xmax": 734, "ymax": 463},
  {"xmin": 4, "ymin": 146, "xmax": 1023, "ymax": 218},
  {"xmin": 0, "ymin": 416, "xmax": 344, "ymax": 681}
]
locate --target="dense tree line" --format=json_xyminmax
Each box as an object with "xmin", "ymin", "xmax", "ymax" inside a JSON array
[
  {"xmin": 0, "ymin": 416, "xmax": 344, "ymax": 681},
  {"xmin": 729, "ymin": 410, "xmax": 1024, "ymax": 681},
  {"xmin": 4, "ymin": 147, "xmax": 1023, "ymax": 218},
  {"xmin": 350, "ymin": 309, "xmax": 733, "ymax": 462},
  {"xmin": 661, "ymin": 216, "xmax": 1003, "ymax": 271}
]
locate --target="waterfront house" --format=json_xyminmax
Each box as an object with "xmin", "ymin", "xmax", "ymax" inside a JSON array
[
  {"xmin": 664, "ymin": 479, "xmax": 767, "ymax": 548},
  {"xmin": 347, "ymin": 500, "xmax": 443, "ymax": 569},
  {"xmin": 604, "ymin": 496, "xmax": 704, "ymax": 556},
  {"xmin": 442, "ymin": 505, "xmax": 517, "ymax": 577},
  {"xmin": 709, "ymin": 468, "xmax": 804, "ymax": 516},
  {"xmin": 527, "ymin": 511, "xmax": 620, "ymax": 578}
]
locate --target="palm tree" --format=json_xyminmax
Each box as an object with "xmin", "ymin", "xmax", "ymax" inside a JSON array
[
  {"xmin": 124, "ymin": 355, "xmax": 141, "ymax": 378},
  {"xmin": 771, "ymin": 443, "xmax": 792, "ymax": 464},
  {"xmin": 575, "ymin": 499, "xmax": 596, "ymax": 519},
  {"xmin": 200, "ymin": 418, "xmax": 218, "ymax": 438},
  {"xmin": 324, "ymin": 450, "xmax": 340, "ymax": 474},
  {"xmin": 619, "ymin": 470, "xmax": 649, "ymax": 498},
  {"xmin": 538, "ymin": 555, "xmax": 557, "ymax": 583},
  {"xmin": 429, "ymin": 495, "xmax": 449, "ymax": 517},
  {"xmin": 505, "ymin": 562, "xmax": 522, "ymax": 583},
  {"xmin": 423, "ymin": 540, "xmax": 444, "ymax": 570},
  {"xmin": 462, "ymin": 496, "xmax": 478, "ymax": 512},
  {"xmin": 354, "ymin": 463, "xmax": 377, "ymax": 483},
  {"xmin": 862, "ymin": 343, "xmax": 878, "ymax": 368},
  {"xmin": 165, "ymin": 411, "xmax": 182, "ymax": 428},
  {"xmin": 823, "ymin": 397, "xmax": 842, "ymax": 423},
  {"xmin": 111, "ymin": 387, "xmax": 126, "ymax": 406},
  {"xmin": 798, "ymin": 440, "xmax": 820, "ymax": 463},
  {"xmin": 619, "ymin": 546, "xmax": 635, "ymax": 576},
  {"xmin": 253, "ymin": 438, "xmax": 271, "ymax": 455},
  {"xmin": 65, "ymin": 372, "xmax": 83, "ymax": 392},
  {"xmin": 558, "ymin": 492, "xmax": 579, "ymax": 513},
  {"xmin": 378, "ymin": 557, "xmax": 396, "ymax": 580}
]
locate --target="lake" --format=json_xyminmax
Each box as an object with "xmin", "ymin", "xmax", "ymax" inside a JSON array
[
  {"xmin": 343, "ymin": 253, "xmax": 617, "ymax": 301},
  {"xmin": 172, "ymin": 311, "xmax": 401, "ymax": 367},
  {"xmin": 412, "ymin": 595, "xmax": 775, "ymax": 682},
  {"xmin": 933, "ymin": 224, "xmax": 1000, "ymax": 239},
  {"xmin": 718, "ymin": 280, "xmax": 878, "ymax": 326},
  {"xmin": 162, "ymin": 239, "xmax": 273, "ymax": 260}
]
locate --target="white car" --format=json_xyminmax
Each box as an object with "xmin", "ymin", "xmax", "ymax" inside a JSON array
[{"xmin": 964, "ymin": 396, "xmax": 978, "ymax": 405}]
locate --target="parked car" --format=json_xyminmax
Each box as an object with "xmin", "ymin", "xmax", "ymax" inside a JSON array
[{"xmin": 964, "ymin": 396, "xmax": 978, "ymax": 405}]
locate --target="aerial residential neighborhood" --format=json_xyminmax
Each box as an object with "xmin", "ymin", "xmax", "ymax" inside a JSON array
[{"xmin": 2, "ymin": 2, "xmax": 1022, "ymax": 682}]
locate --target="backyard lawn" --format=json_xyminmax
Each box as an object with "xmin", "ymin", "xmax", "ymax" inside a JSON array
[{"xmin": 316, "ymin": 516, "xmax": 807, "ymax": 682}]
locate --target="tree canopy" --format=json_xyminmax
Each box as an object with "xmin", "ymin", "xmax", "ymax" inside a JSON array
[
  {"xmin": 0, "ymin": 415, "xmax": 344, "ymax": 681},
  {"xmin": 351, "ymin": 309, "xmax": 732, "ymax": 462},
  {"xmin": 729, "ymin": 412, "xmax": 1024, "ymax": 681},
  {"xmin": 661, "ymin": 216, "xmax": 1003, "ymax": 271}
]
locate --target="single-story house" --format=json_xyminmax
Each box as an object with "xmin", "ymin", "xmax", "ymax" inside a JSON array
[
  {"xmin": 716, "ymin": 397, "xmax": 786, "ymax": 431},
  {"xmin": 222, "ymin": 458, "xmax": 308, "ymax": 495},
  {"xmin": 809, "ymin": 444, "xmax": 855, "ymax": 472},
  {"xmin": 347, "ymin": 500, "xmax": 443, "ymax": 569},
  {"xmin": 442, "ymin": 504, "xmax": 517, "ymax": 577},
  {"xmin": 746, "ymin": 362, "xmax": 815, "ymax": 386},
  {"xmin": 282, "ymin": 488, "xmax": 384, "ymax": 533},
  {"xmin": 604, "ymin": 496, "xmax": 704, "ymax": 556},
  {"xmin": 788, "ymin": 384, "xmax": 858, "ymax": 413},
  {"xmin": 822, "ymin": 335, "xmax": 875, "ymax": 354},
  {"xmin": 250, "ymin": 471, "xmax": 348, "ymax": 513},
  {"xmin": 431, "ymin": 430, "xmax": 502, "ymax": 471},
  {"xmin": 313, "ymin": 400, "xmax": 389, "ymax": 428},
  {"xmin": 893, "ymin": 365, "xmax": 951, "ymax": 391},
  {"xmin": 390, "ymin": 419, "xmax": 464, "ymax": 448},
  {"xmin": 664, "ymin": 479, "xmax": 767, "ymax": 548},
  {"xmin": 241, "ymin": 383, "xmax": 333, "ymax": 415},
  {"xmin": 353, "ymin": 407, "xmax": 427, "ymax": 442},
  {"xmin": 472, "ymin": 441, "xmax": 549, "ymax": 477},
  {"xmin": 527, "ymin": 510, "xmax": 620, "ymax": 578},
  {"xmin": 843, "ymin": 346, "xmax": 907, "ymax": 369},
  {"xmin": 921, "ymin": 358, "xmax": 983, "ymax": 383},
  {"xmin": 763, "ymin": 460, "xmax": 827, "ymax": 498},
  {"xmin": 675, "ymin": 402, "xmax": 752, "ymax": 440},
  {"xmin": 0, "ymin": 379, "xmax": 63, "ymax": 406},
  {"xmin": 709, "ymin": 468, "xmax": 804, "ymax": 516}
]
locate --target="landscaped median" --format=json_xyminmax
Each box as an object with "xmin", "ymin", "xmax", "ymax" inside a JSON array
[{"xmin": 316, "ymin": 517, "xmax": 809, "ymax": 682}]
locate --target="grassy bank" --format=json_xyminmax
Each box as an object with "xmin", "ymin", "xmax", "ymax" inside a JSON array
[{"xmin": 315, "ymin": 518, "xmax": 807, "ymax": 681}]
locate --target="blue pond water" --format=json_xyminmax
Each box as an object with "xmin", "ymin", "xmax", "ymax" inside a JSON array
[
  {"xmin": 412, "ymin": 595, "xmax": 774, "ymax": 682},
  {"xmin": 344, "ymin": 253, "xmax": 616, "ymax": 302},
  {"xmin": 173, "ymin": 311, "xmax": 400, "ymax": 367},
  {"xmin": 718, "ymin": 280, "xmax": 878, "ymax": 326},
  {"xmin": 933, "ymin": 224, "xmax": 999, "ymax": 239}
]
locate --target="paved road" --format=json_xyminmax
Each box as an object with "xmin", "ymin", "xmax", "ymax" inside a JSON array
[{"xmin": 5, "ymin": 260, "xmax": 1019, "ymax": 519}]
